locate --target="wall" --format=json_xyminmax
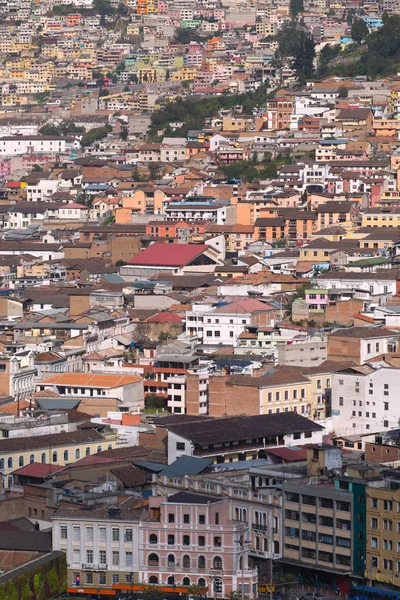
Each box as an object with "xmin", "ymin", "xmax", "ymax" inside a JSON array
[{"xmin": 0, "ymin": 551, "xmax": 67, "ymax": 600}]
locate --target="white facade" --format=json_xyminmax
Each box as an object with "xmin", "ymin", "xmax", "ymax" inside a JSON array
[
  {"xmin": 186, "ymin": 304, "xmax": 253, "ymax": 345},
  {"xmin": 26, "ymin": 179, "xmax": 60, "ymax": 202},
  {"xmin": 332, "ymin": 365, "xmax": 400, "ymax": 436},
  {"xmin": 0, "ymin": 136, "xmax": 69, "ymax": 156},
  {"xmin": 315, "ymin": 274, "xmax": 397, "ymax": 297}
]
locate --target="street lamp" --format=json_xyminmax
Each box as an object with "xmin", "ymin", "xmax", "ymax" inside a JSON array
[{"xmin": 235, "ymin": 533, "xmax": 251, "ymax": 600}]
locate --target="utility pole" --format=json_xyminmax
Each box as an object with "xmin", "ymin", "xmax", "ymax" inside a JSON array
[{"xmin": 269, "ymin": 555, "xmax": 273, "ymax": 600}]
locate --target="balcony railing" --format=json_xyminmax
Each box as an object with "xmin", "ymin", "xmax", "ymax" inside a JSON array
[
  {"xmin": 252, "ymin": 523, "xmax": 268, "ymax": 532},
  {"xmin": 81, "ymin": 563, "xmax": 108, "ymax": 572}
]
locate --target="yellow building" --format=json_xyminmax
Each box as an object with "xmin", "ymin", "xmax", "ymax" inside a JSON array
[
  {"xmin": 361, "ymin": 210, "xmax": 400, "ymax": 228},
  {"xmin": 0, "ymin": 429, "xmax": 116, "ymax": 485},
  {"xmin": 365, "ymin": 485, "xmax": 400, "ymax": 586}
]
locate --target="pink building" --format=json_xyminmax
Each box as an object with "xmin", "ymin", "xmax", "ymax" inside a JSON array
[
  {"xmin": 0, "ymin": 159, "xmax": 11, "ymax": 179},
  {"xmin": 140, "ymin": 493, "xmax": 258, "ymax": 598},
  {"xmin": 305, "ymin": 289, "xmax": 328, "ymax": 311}
]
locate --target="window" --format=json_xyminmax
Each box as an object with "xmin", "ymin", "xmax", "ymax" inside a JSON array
[
  {"xmin": 86, "ymin": 573, "xmax": 93, "ymax": 585},
  {"xmin": 52, "ymin": 451, "xmax": 57, "ymax": 463},
  {"xmin": 112, "ymin": 551, "xmax": 119, "ymax": 566},
  {"xmin": 339, "ymin": 397, "xmax": 344, "ymax": 406},
  {"xmin": 150, "ymin": 533, "xmax": 157, "ymax": 544},
  {"xmin": 73, "ymin": 526, "xmax": 80, "ymax": 542},
  {"xmin": 383, "ymin": 539, "xmax": 393, "ymax": 551},
  {"xmin": 64, "ymin": 450, "xmax": 69, "ymax": 461},
  {"xmin": 99, "ymin": 573, "xmax": 106, "ymax": 585},
  {"xmin": 75, "ymin": 449, "xmax": 80, "ymax": 460},
  {"xmin": 371, "ymin": 517, "xmax": 378, "ymax": 529},
  {"xmin": 99, "ymin": 550, "xmax": 107, "ymax": 565},
  {"xmin": 198, "ymin": 535, "xmax": 205, "ymax": 546},
  {"xmin": 112, "ymin": 575, "xmax": 119, "ymax": 585},
  {"xmin": 370, "ymin": 498, "xmax": 378, "ymax": 509},
  {"xmin": 168, "ymin": 514, "xmax": 175, "ymax": 523},
  {"xmin": 112, "ymin": 528, "xmax": 120, "ymax": 542},
  {"xmin": 176, "ymin": 442, "xmax": 185, "ymax": 451},
  {"xmin": 86, "ymin": 550, "xmax": 93, "ymax": 563},
  {"xmin": 213, "ymin": 556, "xmax": 222, "ymax": 570},
  {"xmin": 86, "ymin": 527, "xmax": 93, "ymax": 543},
  {"xmin": 214, "ymin": 536, "xmax": 221, "ymax": 547},
  {"xmin": 384, "ymin": 500, "xmax": 393, "ymax": 510},
  {"xmin": 60, "ymin": 525, "xmax": 68, "ymax": 540},
  {"xmin": 215, "ymin": 512, "xmax": 219, "ymax": 524},
  {"xmin": 29, "ymin": 454, "xmax": 34, "ymax": 464},
  {"xmin": 183, "ymin": 535, "xmax": 190, "ymax": 546},
  {"xmin": 86, "ymin": 447, "xmax": 90, "ymax": 456},
  {"xmin": 383, "ymin": 519, "xmax": 392, "ymax": 530},
  {"xmin": 384, "ymin": 402, "xmax": 389, "ymax": 411},
  {"xmin": 183, "ymin": 555, "xmax": 190, "ymax": 569},
  {"xmin": 183, "ymin": 514, "xmax": 190, "ymax": 524},
  {"xmin": 168, "ymin": 534, "xmax": 175, "ymax": 545},
  {"xmin": 148, "ymin": 554, "xmax": 159, "ymax": 566},
  {"xmin": 125, "ymin": 528, "xmax": 133, "ymax": 542},
  {"xmin": 126, "ymin": 551, "xmax": 133, "ymax": 567},
  {"xmin": 18, "ymin": 456, "xmax": 24, "ymax": 467},
  {"xmin": 168, "ymin": 554, "xmax": 175, "ymax": 568},
  {"xmin": 99, "ymin": 527, "xmax": 107, "ymax": 543},
  {"xmin": 199, "ymin": 515, "xmax": 205, "ymax": 525},
  {"xmin": 73, "ymin": 549, "xmax": 80, "ymax": 564}
]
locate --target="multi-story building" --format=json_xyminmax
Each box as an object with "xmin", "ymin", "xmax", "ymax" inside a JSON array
[
  {"xmin": 281, "ymin": 446, "xmax": 365, "ymax": 587},
  {"xmin": 52, "ymin": 500, "xmax": 144, "ymax": 589},
  {"xmin": 141, "ymin": 493, "xmax": 258, "ymax": 598}
]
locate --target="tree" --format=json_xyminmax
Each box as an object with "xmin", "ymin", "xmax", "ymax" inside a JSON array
[
  {"xmin": 351, "ymin": 18, "xmax": 369, "ymax": 43},
  {"xmin": 277, "ymin": 22, "xmax": 315, "ymax": 79},
  {"xmin": 338, "ymin": 85, "xmax": 348, "ymax": 98},
  {"xmin": 290, "ymin": 0, "xmax": 304, "ymax": 17}
]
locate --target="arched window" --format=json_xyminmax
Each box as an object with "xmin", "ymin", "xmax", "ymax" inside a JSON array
[
  {"xmin": 167, "ymin": 554, "xmax": 175, "ymax": 568},
  {"xmin": 0, "ymin": 459, "xmax": 4, "ymax": 469},
  {"xmin": 183, "ymin": 577, "xmax": 190, "ymax": 586},
  {"xmin": 7, "ymin": 457, "xmax": 12, "ymax": 469},
  {"xmin": 148, "ymin": 554, "xmax": 159, "ymax": 566},
  {"xmin": 18, "ymin": 456, "xmax": 24, "ymax": 467},
  {"xmin": 274, "ymin": 540, "xmax": 280, "ymax": 554},
  {"xmin": 198, "ymin": 578, "xmax": 206, "ymax": 588},
  {"xmin": 29, "ymin": 454, "xmax": 34, "ymax": 464},
  {"xmin": 64, "ymin": 450, "xmax": 69, "ymax": 461},
  {"xmin": 167, "ymin": 576, "xmax": 175, "ymax": 585},
  {"xmin": 182, "ymin": 555, "xmax": 190, "ymax": 569},
  {"xmin": 198, "ymin": 555, "xmax": 206, "ymax": 569},
  {"xmin": 149, "ymin": 576, "xmax": 158, "ymax": 584},
  {"xmin": 108, "ymin": 444, "xmax": 112, "ymax": 450},
  {"xmin": 213, "ymin": 556, "xmax": 222, "ymax": 570},
  {"xmin": 52, "ymin": 451, "xmax": 58, "ymax": 463},
  {"xmin": 149, "ymin": 534, "xmax": 157, "ymax": 545},
  {"xmin": 97, "ymin": 446, "xmax": 102, "ymax": 453},
  {"xmin": 86, "ymin": 447, "xmax": 90, "ymax": 456},
  {"xmin": 75, "ymin": 449, "xmax": 80, "ymax": 460},
  {"xmin": 41, "ymin": 453, "xmax": 46, "ymax": 464}
]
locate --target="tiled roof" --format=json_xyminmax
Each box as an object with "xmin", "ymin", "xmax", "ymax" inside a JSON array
[
  {"xmin": 128, "ymin": 243, "xmax": 210, "ymax": 267},
  {"xmin": 39, "ymin": 373, "xmax": 141, "ymax": 388}
]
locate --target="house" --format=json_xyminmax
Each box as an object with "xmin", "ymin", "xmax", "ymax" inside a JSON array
[
  {"xmin": 186, "ymin": 298, "xmax": 276, "ymax": 346},
  {"xmin": 120, "ymin": 243, "xmax": 223, "ymax": 281},
  {"xmin": 166, "ymin": 412, "xmax": 324, "ymax": 463},
  {"xmin": 58, "ymin": 202, "xmax": 88, "ymax": 221},
  {"xmin": 36, "ymin": 373, "xmax": 144, "ymax": 414},
  {"xmin": 327, "ymin": 327, "xmax": 400, "ymax": 365}
]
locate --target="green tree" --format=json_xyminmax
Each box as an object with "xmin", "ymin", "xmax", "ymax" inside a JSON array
[
  {"xmin": 338, "ymin": 85, "xmax": 348, "ymax": 98},
  {"xmin": 290, "ymin": 0, "xmax": 304, "ymax": 17},
  {"xmin": 351, "ymin": 18, "xmax": 369, "ymax": 43},
  {"xmin": 80, "ymin": 126, "xmax": 110, "ymax": 147},
  {"xmin": 39, "ymin": 123, "xmax": 60, "ymax": 135}
]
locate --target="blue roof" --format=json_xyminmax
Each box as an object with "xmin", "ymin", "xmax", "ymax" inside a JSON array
[{"xmin": 159, "ymin": 455, "xmax": 213, "ymax": 477}]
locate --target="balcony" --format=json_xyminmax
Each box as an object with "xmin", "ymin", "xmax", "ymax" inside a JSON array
[
  {"xmin": 81, "ymin": 563, "xmax": 108, "ymax": 572},
  {"xmin": 252, "ymin": 523, "xmax": 267, "ymax": 532}
]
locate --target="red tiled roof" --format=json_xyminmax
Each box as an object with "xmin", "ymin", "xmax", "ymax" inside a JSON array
[
  {"xmin": 12, "ymin": 462, "xmax": 63, "ymax": 478},
  {"xmin": 146, "ymin": 311, "xmax": 182, "ymax": 323},
  {"xmin": 128, "ymin": 243, "xmax": 210, "ymax": 267}
]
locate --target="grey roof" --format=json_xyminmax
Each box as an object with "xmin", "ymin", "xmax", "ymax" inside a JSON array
[
  {"xmin": 159, "ymin": 455, "xmax": 213, "ymax": 477},
  {"xmin": 134, "ymin": 460, "xmax": 167, "ymax": 473},
  {"xmin": 167, "ymin": 491, "xmax": 222, "ymax": 504},
  {"xmin": 101, "ymin": 273, "xmax": 125, "ymax": 284},
  {"xmin": 36, "ymin": 399, "xmax": 81, "ymax": 410}
]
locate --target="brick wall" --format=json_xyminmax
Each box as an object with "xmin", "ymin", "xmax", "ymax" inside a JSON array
[{"xmin": 365, "ymin": 442, "xmax": 400, "ymax": 463}]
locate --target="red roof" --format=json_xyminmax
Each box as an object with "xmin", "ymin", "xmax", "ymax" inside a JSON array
[
  {"xmin": 146, "ymin": 311, "xmax": 182, "ymax": 323},
  {"xmin": 62, "ymin": 202, "xmax": 87, "ymax": 209},
  {"xmin": 6, "ymin": 182, "xmax": 21, "ymax": 188},
  {"xmin": 128, "ymin": 243, "xmax": 210, "ymax": 267},
  {"xmin": 266, "ymin": 446, "xmax": 309, "ymax": 462},
  {"xmin": 12, "ymin": 462, "xmax": 63, "ymax": 478}
]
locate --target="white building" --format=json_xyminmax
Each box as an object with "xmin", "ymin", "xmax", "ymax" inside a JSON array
[
  {"xmin": 332, "ymin": 364, "xmax": 400, "ymax": 436},
  {"xmin": 0, "ymin": 136, "xmax": 73, "ymax": 156}
]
